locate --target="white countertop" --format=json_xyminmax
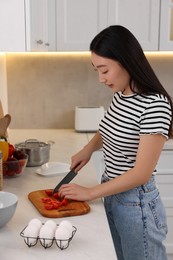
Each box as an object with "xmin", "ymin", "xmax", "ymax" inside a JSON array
[{"xmin": 0, "ymin": 129, "xmax": 117, "ymax": 260}]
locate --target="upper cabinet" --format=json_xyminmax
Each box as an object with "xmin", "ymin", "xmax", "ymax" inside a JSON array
[
  {"xmin": 55, "ymin": 0, "xmax": 172, "ymax": 51},
  {"xmin": 0, "ymin": 0, "xmax": 55, "ymax": 52},
  {"xmin": 160, "ymin": 0, "xmax": 173, "ymax": 50},
  {"xmin": 107, "ymin": 0, "xmax": 160, "ymax": 51},
  {"xmin": 56, "ymin": 0, "xmax": 109, "ymax": 51},
  {"xmin": 26, "ymin": 0, "xmax": 56, "ymax": 51},
  {"xmin": 0, "ymin": 0, "xmax": 172, "ymax": 52},
  {"xmin": 0, "ymin": 0, "xmax": 26, "ymax": 51},
  {"xmin": 55, "ymin": 0, "xmax": 160, "ymax": 51}
]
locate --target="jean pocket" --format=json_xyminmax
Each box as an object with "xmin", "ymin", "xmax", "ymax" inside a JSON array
[{"xmin": 149, "ymin": 194, "xmax": 167, "ymax": 231}]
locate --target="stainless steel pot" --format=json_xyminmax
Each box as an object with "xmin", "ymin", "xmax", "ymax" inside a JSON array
[{"xmin": 15, "ymin": 139, "xmax": 54, "ymax": 167}]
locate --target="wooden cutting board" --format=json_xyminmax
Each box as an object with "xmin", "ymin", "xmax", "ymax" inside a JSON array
[{"xmin": 28, "ymin": 190, "xmax": 90, "ymax": 218}]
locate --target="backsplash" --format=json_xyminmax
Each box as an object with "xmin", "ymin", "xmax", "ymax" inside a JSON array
[{"xmin": 5, "ymin": 52, "xmax": 173, "ymax": 129}]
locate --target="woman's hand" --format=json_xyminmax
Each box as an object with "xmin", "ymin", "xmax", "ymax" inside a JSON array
[
  {"xmin": 58, "ymin": 183, "xmax": 93, "ymax": 201},
  {"xmin": 71, "ymin": 147, "xmax": 92, "ymax": 172},
  {"xmin": 71, "ymin": 132, "xmax": 103, "ymax": 172}
]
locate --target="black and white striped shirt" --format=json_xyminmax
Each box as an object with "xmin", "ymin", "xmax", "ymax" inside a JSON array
[{"xmin": 99, "ymin": 91, "xmax": 172, "ymax": 179}]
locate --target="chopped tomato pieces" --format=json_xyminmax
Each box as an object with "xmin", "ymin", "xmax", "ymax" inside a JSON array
[
  {"xmin": 41, "ymin": 197, "xmax": 52, "ymax": 203},
  {"xmin": 42, "ymin": 189, "xmax": 70, "ymax": 210}
]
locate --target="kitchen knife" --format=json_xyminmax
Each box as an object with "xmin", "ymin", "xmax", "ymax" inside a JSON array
[{"xmin": 53, "ymin": 169, "xmax": 76, "ymax": 194}]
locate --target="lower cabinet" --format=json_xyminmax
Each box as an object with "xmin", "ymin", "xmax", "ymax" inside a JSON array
[
  {"xmin": 156, "ymin": 174, "xmax": 173, "ymax": 254},
  {"xmin": 91, "ymin": 148, "xmax": 173, "ymax": 255}
]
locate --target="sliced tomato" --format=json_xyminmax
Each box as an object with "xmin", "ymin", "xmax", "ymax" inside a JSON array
[
  {"xmin": 52, "ymin": 201, "xmax": 62, "ymax": 209},
  {"xmin": 42, "ymin": 197, "xmax": 52, "ymax": 203},
  {"xmin": 45, "ymin": 203, "xmax": 54, "ymax": 210},
  {"xmin": 53, "ymin": 192, "xmax": 59, "ymax": 199},
  {"xmin": 45, "ymin": 189, "xmax": 53, "ymax": 196},
  {"xmin": 61, "ymin": 199, "xmax": 68, "ymax": 205}
]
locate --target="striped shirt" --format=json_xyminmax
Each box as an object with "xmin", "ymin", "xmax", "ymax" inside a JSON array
[{"xmin": 99, "ymin": 91, "xmax": 172, "ymax": 179}]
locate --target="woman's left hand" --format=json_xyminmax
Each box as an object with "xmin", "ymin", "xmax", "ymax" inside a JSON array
[{"xmin": 58, "ymin": 183, "xmax": 92, "ymax": 201}]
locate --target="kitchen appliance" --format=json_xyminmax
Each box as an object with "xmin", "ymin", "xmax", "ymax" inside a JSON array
[
  {"xmin": 15, "ymin": 139, "xmax": 53, "ymax": 167},
  {"xmin": 28, "ymin": 190, "xmax": 90, "ymax": 218},
  {"xmin": 75, "ymin": 106, "xmax": 104, "ymax": 132}
]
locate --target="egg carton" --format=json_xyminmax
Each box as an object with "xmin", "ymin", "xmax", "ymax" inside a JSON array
[{"xmin": 20, "ymin": 224, "xmax": 77, "ymax": 250}]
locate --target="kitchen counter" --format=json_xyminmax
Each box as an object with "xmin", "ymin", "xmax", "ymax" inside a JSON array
[{"xmin": 0, "ymin": 129, "xmax": 117, "ymax": 260}]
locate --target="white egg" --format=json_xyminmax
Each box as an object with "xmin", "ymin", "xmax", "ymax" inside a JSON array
[
  {"xmin": 59, "ymin": 220, "xmax": 73, "ymax": 234},
  {"xmin": 55, "ymin": 226, "xmax": 71, "ymax": 248},
  {"xmin": 39, "ymin": 225, "xmax": 55, "ymax": 248},
  {"xmin": 23, "ymin": 225, "xmax": 39, "ymax": 246},
  {"xmin": 28, "ymin": 218, "xmax": 42, "ymax": 229},
  {"xmin": 44, "ymin": 220, "xmax": 57, "ymax": 231}
]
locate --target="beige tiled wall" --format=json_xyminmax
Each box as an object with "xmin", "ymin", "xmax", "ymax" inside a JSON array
[{"xmin": 6, "ymin": 52, "xmax": 173, "ymax": 129}]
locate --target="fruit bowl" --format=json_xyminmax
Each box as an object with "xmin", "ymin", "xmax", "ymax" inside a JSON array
[{"xmin": 3, "ymin": 150, "xmax": 28, "ymax": 177}]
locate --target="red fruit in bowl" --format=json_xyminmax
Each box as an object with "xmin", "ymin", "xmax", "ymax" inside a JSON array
[
  {"xmin": 13, "ymin": 149, "xmax": 26, "ymax": 160},
  {"xmin": 7, "ymin": 158, "xmax": 20, "ymax": 170},
  {"xmin": 8, "ymin": 143, "xmax": 15, "ymax": 159}
]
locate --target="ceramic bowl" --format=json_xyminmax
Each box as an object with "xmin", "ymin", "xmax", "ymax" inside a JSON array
[{"xmin": 0, "ymin": 191, "xmax": 18, "ymax": 228}]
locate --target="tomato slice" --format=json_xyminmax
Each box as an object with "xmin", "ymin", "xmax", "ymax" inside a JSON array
[
  {"xmin": 42, "ymin": 197, "xmax": 52, "ymax": 203},
  {"xmin": 61, "ymin": 199, "xmax": 68, "ymax": 205},
  {"xmin": 52, "ymin": 201, "xmax": 62, "ymax": 209},
  {"xmin": 53, "ymin": 192, "xmax": 59, "ymax": 199},
  {"xmin": 45, "ymin": 203, "xmax": 54, "ymax": 210},
  {"xmin": 45, "ymin": 189, "xmax": 53, "ymax": 196}
]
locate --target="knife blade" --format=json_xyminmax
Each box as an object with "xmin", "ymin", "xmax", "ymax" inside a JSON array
[{"xmin": 53, "ymin": 169, "xmax": 76, "ymax": 194}]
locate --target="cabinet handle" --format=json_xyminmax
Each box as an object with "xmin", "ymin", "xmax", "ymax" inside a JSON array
[
  {"xmin": 36, "ymin": 40, "xmax": 43, "ymax": 45},
  {"xmin": 45, "ymin": 42, "xmax": 50, "ymax": 46}
]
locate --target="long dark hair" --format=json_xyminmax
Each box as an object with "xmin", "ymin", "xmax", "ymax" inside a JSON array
[{"xmin": 90, "ymin": 25, "xmax": 173, "ymax": 137}]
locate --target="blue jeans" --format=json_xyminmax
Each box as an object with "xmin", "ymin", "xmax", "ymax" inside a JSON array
[{"xmin": 102, "ymin": 175, "xmax": 168, "ymax": 260}]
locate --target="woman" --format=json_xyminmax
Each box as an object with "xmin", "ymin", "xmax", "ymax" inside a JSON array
[{"xmin": 59, "ymin": 26, "xmax": 173, "ymax": 260}]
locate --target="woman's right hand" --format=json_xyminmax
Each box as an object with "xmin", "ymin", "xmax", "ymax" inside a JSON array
[
  {"xmin": 71, "ymin": 131, "xmax": 103, "ymax": 172},
  {"xmin": 70, "ymin": 147, "xmax": 92, "ymax": 172}
]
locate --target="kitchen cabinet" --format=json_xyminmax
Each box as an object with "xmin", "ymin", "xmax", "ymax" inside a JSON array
[
  {"xmin": 56, "ymin": 0, "xmax": 108, "ymax": 51},
  {"xmin": 0, "ymin": 0, "xmax": 26, "ymax": 51},
  {"xmin": 0, "ymin": 0, "xmax": 56, "ymax": 52},
  {"xmin": 1, "ymin": 0, "xmax": 173, "ymax": 52},
  {"xmin": 156, "ymin": 174, "xmax": 173, "ymax": 254},
  {"xmin": 55, "ymin": 0, "xmax": 173, "ymax": 51},
  {"xmin": 156, "ymin": 143, "xmax": 173, "ymax": 254},
  {"xmin": 160, "ymin": 0, "xmax": 173, "ymax": 50},
  {"xmin": 26, "ymin": 0, "xmax": 56, "ymax": 51},
  {"xmin": 55, "ymin": 0, "xmax": 160, "ymax": 51},
  {"xmin": 107, "ymin": 0, "xmax": 160, "ymax": 51},
  {"xmin": 91, "ymin": 140, "xmax": 173, "ymax": 255}
]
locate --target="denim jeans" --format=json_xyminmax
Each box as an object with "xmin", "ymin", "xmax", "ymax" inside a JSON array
[{"xmin": 102, "ymin": 175, "xmax": 168, "ymax": 260}]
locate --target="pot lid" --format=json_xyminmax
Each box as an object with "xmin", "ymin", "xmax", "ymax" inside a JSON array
[{"xmin": 15, "ymin": 139, "xmax": 50, "ymax": 149}]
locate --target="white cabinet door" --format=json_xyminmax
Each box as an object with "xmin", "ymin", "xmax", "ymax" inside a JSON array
[
  {"xmin": 0, "ymin": 0, "xmax": 26, "ymax": 51},
  {"xmin": 107, "ymin": 0, "xmax": 160, "ymax": 51},
  {"xmin": 26, "ymin": 0, "xmax": 56, "ymax": 51},
  {"xmin": 56, "ymin": 0, "xmax": 109, "ymax": 51},
  {"xmin": 55, "ymin": 0, "xmax": 160, "ymax": 51},
  {"xmin": 160, "ymin": 0, "xmax": 173, "ymax": 50}
]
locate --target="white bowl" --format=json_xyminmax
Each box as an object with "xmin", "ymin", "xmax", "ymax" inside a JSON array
[{"xmin": 0, "ymin": 191, "xmax": 18, "ymax": 228}]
